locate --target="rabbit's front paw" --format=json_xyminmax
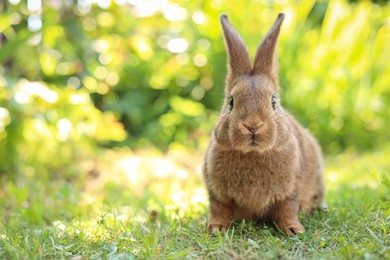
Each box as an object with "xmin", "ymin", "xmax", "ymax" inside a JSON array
[
  {"xmin": 277, "ymin": 221, "xmax": 305, "ymax": 236},
  {"xmin": 207, "ymin": 222, "xmax": 229, "ymax": 233}
]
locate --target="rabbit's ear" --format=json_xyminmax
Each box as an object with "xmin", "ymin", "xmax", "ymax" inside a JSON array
[
  {"xmin": 253, "ymin": 13, "xmax": 284, "ymax": 84},
  {"xmin": 220, "ymin": 15, "xmax": 252, "ymax": 81}
]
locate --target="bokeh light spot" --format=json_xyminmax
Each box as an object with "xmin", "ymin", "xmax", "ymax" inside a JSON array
[
  {"xmin": 27, "ymin": 15, "xmax": 42, "ymax": 32},
  {"xmin": 164, "ymin": 4, "xmax": 187, "ymax": 21},
  {"xmin": 27, "ymin": 0, "xmax": 41, "ymax": 12},
  {"xmin": 98, "ymin": 52, "xmax": 112, "ymax": 65},
  {"xmin": 83, "ymin": 17, "xmax": 97, "ymax": 31},
  {"xmin": 57, "ymin": 119, "xmax": 73, "ymax": 141},
  {"xmin": 106, "ymin": 72, "xmax": 119, "ymax": 86},
  {"xmin": 167, "ymin": 38, "xmax": 188, "ymax": 53},
  {"xmin": 197, "ymin": 39, "xmax": 210, "ymax": 51},
  {"xmin": 193, "ymin": 54, "xmax": 207, "ymax": 67},
  {"xmin": 175, "ymin": 53, "xmax": 190, "ymax": 65},
  {"xmin": 56, "ymin": 63, "xmax": 70, "ymax": 75},
  {"xmin": 192, "ymin": 11, "xmax": 206, "ymax": 24},
  {"xmin": 131, "ymin": 35, "xmax": 153, "ymax": 60},
  {"xmin": 94, "ymin": 66, "xmax": 108, "ymax": 80},
  {"xmin": 200, "ymin": 76, "xmax": 213, "ymax": 89},
  {"xmin": 92, "ymin": 39, "xmax": 110, "ymax": 53},
  {"xmin": 67, "ymin": 77, "xmax": 81, "ymax": 89},
  {"xmin": 98, "ymin": 12, "xmax": 114, "ymax": 27},
  {"xmin": 191, "ymin": 86, "xmax": 205, "ymax": 100}
]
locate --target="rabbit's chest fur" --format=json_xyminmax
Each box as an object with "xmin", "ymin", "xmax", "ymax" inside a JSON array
[{"xmin": 206, "ymin": 147, "xmax": 299, "ymax": 218}]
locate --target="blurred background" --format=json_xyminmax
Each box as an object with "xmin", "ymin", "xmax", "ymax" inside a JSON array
[
  {"xmin": 0, "ymin": 0, "xmax": 389, "ymax": 179},
  {"xmin": 1, "ymin": 1, "xmax": 390, "ymax": 256}
]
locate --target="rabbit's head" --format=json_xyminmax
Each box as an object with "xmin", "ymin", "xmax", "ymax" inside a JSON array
[{"xmin": 214, "ymin": 13, "xmax": 288, "ymax": 153}]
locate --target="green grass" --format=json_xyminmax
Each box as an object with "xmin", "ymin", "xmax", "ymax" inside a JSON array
[{"xmin": 1, "ymin": 148, "xmax": 389, "ymax": 259}]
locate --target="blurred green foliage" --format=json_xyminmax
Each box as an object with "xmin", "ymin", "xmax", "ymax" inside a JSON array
[{"xmin": 0, "ymin": 0, "xmax": 389, "ymax": 177}]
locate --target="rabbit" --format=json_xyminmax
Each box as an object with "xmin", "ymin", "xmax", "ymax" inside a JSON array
[{"xmin": 203, "ymin": 13, "xmax": 325, "ymax": 236}]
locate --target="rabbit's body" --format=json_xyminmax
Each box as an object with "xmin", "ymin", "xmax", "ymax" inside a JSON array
[
  {"xmin": 203, "ymin": 14, "xmax": 325, "ymax": 235},
  {"xmin": 205, "ymin": 109, "xmax": 324, "ymax": 220}
]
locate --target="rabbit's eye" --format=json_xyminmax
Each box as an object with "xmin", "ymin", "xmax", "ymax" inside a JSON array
[
  {"xmin": 229, "ymin": 96, "xmax": 234, "ymax": 111},
  {"xmin": 272, "ymin": 95, "xmax": 276, "ymax": 110}
]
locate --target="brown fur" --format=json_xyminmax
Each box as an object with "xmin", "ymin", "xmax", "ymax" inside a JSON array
[{"xmin": 203, "ymin": 13, "xmax": 325, "ymax": 235}]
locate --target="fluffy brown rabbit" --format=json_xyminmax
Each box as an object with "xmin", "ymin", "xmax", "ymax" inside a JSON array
[{"xmin": 203, "ymin": 13, "xmax": 325, "ymax": 236}]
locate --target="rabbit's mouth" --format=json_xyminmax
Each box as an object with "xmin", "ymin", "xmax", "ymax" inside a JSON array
[
  {"xmin": 238, "ymin": 133, "xmax": 273, "ymax": 153},
  {"xmin": 249, "ymin": 134, "xmax": 260, "ymax": 146}
]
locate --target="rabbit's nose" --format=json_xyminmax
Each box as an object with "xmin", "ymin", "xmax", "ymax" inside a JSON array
[{"xmin": 242, "ymin": 122, "xmax": 263, "ymax": 134}]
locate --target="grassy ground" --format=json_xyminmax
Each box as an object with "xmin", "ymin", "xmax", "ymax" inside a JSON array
[{"xmin": 0, "ymin": 147, "xmax": 389, "ymax": 259}]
